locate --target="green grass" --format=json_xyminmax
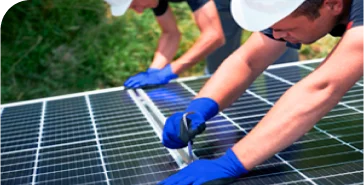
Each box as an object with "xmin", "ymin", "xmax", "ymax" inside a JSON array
[{"xmin": 1, "ymin": 0, "xmax": 339, "ymax": 104}]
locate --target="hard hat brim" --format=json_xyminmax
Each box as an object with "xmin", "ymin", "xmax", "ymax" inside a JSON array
[
  {"xmin": 110, "ymin": 0, "xmax": 132, "ymax": 16},
  {"xmin": 231, "ymin": 0, "xmax": 305, "ymax": 32}
]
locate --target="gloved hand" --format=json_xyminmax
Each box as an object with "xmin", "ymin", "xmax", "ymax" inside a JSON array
[
  {"xmin": 123, "ymin": 64, "xmax": 178, "ymax": 88},
  {"xmin": 162, "ymin": 98, "xmax": 219, "ymax": 149},
  {"xmin": 158, "ymin": 148, "xmax": 248, "ymax": 185},
  {"xmin": 124, "ymin": 68, "xmax": 159, "ymax": 88}
]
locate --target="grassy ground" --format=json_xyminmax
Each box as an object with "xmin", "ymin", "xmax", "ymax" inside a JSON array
[{"xmin": 1, "ymin": 0, "xmax": 339, "ymax": 104}]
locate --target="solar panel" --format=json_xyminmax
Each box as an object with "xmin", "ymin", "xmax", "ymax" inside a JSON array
[{"xmin": 1, "ymin": 59, "xmax": 363, "ymax": 185}]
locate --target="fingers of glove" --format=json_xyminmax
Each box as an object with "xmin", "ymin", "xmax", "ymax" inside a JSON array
[
  {"xmin": 124, "ymin": 75, "xmax": 144, "ymax": 87},
  {"xmin": 126, "ymin": 80, "xmax": 141, "ymax": 88},
  {"xmin": 128, "ymin": 77, "xmax": 150, "ymax": 88},
  {"xmin": 162, "ymin": 113, "xmax": 187, "ymax": 149},
  {"xmin": 123, "ymin": 77, "xmax": 135, "ymax": 87},
  {"xmin": 162, "ymin": 132, "xmax": 186, "ymax": 149}
]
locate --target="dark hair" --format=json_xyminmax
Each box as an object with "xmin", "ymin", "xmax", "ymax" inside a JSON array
[{"xmin": 292, "ymin": 0, "xmax": 325, "ymax": 20}]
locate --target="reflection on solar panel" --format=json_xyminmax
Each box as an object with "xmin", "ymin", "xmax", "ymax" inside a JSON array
[{"xmin": 2, "ymin": 59, "xmax": 363, "ymax": 185}]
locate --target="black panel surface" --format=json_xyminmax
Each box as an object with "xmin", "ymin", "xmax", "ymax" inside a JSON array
[{"xmin": 1, "ymin": 103, "xmax": 42, "ymax": 153}]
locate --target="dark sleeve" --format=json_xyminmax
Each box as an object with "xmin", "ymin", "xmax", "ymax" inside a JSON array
[
  {"xmin": 186, "ymin": 0, "xmax": 209, "ymax": 12},
  {"xmin": 153, "ymin": 0, "xmax": 168, "ymax": 16},
  {"xmin": 261, "ymin": 28, "xmax": 302, "ymax": 49},
  {"xmin": 349, "ymin": 0, "xmax": 363, "ymax": 28}
]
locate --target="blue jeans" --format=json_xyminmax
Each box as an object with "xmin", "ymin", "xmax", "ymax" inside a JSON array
[{"xmin": 205, "ymin": 0, "xmax": 299, "ymax": 74}]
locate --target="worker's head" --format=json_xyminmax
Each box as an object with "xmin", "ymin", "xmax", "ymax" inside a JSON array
[
  {"xmin": 104, "ymin": 0, "xmax": 159, "ymax": 16},
  {"xmin": 232, "ymin": 0, "xmax": 346, "ymax": 44}
]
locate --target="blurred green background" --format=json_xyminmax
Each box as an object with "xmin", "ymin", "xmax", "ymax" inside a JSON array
[{"xmin": 1, "ymin": 0, "xmax": 340, "ymax": 104}]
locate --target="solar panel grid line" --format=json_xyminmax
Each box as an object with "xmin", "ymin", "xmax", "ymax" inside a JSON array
[
  {"xmin": 318, "ymin": 124, "xmax": 362, "ymax": 132},
  {"xmin": 322, "ymin": 112, "xmax": 360, "ymax": 119},
  {"xmin": 298, "ymin": 64, "xmax": 364, "ymax": 87},
  {"xmin": 313, "ymin": 126, "xmax": 362, "ymax": 153},
  {"xmin": 32, "ymin": 153, "xmax": 179, "ymax": 180},
  {"xmin": 224, "ymin": 105, "xmax": 271, "ymax": 115},
  {"xmin": 301, "ymin": 132, "xmax": 359, "ymax": 143},
  {"xmin": 1, "ymin": 116, "xmax": 42, "ymax": 127},
  {"xmin": 173, "ymin": 75, "xmax": 210, "ymax": 83},
  {"xmin": 0, "ymin": 126, "xmax": 37, "ymax": 137},
  {"xmin": 85, "ymin": 95, "xmax": 110, "ymax": 185},
  {"xmin": 279, "ymin": 142, "xmax": 356, "ymax": 155},
  {"xmin": 319, "ymin": 113, "xmax": 362, "ymax": 123},
  {"xmin": 262, "ymin": 70, "xmax": 363, "ymax": 154},
  {"xmin": 31, "ymin": 101, "xmax": 46, "ymax": 185},
  {"xmin": 267, "ymin": 58, "xmax": 325, "ymax": 70},
  {"xmin": 274, "ymin": 170, "xmax": 363, "ymax": 185},
  {"xmin": 95, "ymin": 113, "xmax": 149, "ymax": 124},
  {"xmin": 34, "ymin": 171, "xmax": 106, "ymax": 185},
  {"xmin": 333, "ymin": 102, "xmax": 361, "ymax": 114},
  {"xmin": 128, "ymin": 90, "xmax": 185, "ymax": 168},
  {"xmin": 136, "ymin": 88, "xmax": 192, "ymax": 167},
  {"xmin": 2, "ymin": 135, "xmax": 39, "ymax": 145},
  {"xmin": 190, "ymin": 128, "xmax": 242, "ymax": 138},
  {"xmin": 2, "ymin": 108, "xmax": 42, "ymax": 120},
  {"xmin": 99, "ymin": 130, "xmax": 156, "ymax": 141},
  {"xmin": 109, "ymin": 169, "xmax": 177, "ymax": 185},
  {"xmin": 178, "ymin": 81, "xmax": 318, "ymax": 185},
  {"xmin": 31, "ymin": 119, "xmax": 90, "ymax": 131},
  {"xmin": 0, "ymin": 86, "xmax": 126, "ymax": 109},
  {"xmin": 93, "ymin": 110, "xmax": 143, "ymax": 120}
]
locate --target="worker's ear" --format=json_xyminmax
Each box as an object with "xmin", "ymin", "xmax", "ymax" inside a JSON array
[{"xmin": 323, "ymin": 0, "xmax": 343, "ymax": 16}]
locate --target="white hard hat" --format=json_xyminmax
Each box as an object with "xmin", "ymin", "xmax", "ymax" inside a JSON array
[
  {"xmin": 104, "ymin": 0, "xmax": 133, "ymax": 16},
  {"xmin": 231, "ymin": 0, "xmax": 305, "ymax": 32}
]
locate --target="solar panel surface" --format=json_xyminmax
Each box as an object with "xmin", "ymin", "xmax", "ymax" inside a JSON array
[{"xmin": 1, "ymin": 59, "xmax": 363, "ymax": 185}]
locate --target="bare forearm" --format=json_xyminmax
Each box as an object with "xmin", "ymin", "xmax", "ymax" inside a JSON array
[
  {"xmin": 232, "ymin": 79, "xmax": 347, "ymax": 169},
  {"xmin": 150, "ymin": 32, "xmax": 181, "ymax": 69},
  {"xmin": 171, "ymin": 1, "xmax": 224, "ymax": 74},
  {"xmin": 197, "ymin": 48, "xmax": 268, "ymax": 110},
  {"xmin": 197, "ymin": 33, "xmax": 287, "ymax": 110},
  {"xmin": 171, "ymin": 32, "xmax": 224, "ymax": 74}
]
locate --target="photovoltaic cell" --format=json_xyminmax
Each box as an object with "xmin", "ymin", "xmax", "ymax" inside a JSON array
[
  {"xmin": 1, "ymin": 103, "xmax": 42, "ymax": 153},
  {"xmin": 35, "ymin": 141, "xmax": 107, "ymax": 185},
  {"xmin": 42, "ymin": 97, "xmax": 95, "ymax": 146},
  {"xmin": 1, "ymin": 150, "xmax": 36, "ymax": 185},
  {"xmin": 89, "ymin": 91, "xmax": 179, "ymax": 185}
]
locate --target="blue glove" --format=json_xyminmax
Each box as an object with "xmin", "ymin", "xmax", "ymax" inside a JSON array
[
  {"xmin": 124, "ymin": 68, "xmax": 160, "ymax": 88},
  {"xmin": 162, "ymin": 98, "xmax": 219, "ymax": 149},
  {"xmin": 159, "ymin": 148, "xmax": 248, "ymax": 185},
  {"xmin": 124, "ymin": 64, "xmax": 178, "ymax": 88}
]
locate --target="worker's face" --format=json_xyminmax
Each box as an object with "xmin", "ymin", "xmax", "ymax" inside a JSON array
[
  {"xmin": 130, "ymin": 0, "xmax": 159, "ymax": 13},
  {"xmin": 270, "ymin": 0, "xmax": 342, "ymax": 44}
]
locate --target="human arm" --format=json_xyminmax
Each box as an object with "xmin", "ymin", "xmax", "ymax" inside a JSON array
[
  {"xmin": 170, "ymin": 0, "xmax": 225, "ymax": 74},
  {"xmin": 197, "ymin": 32, "xmax": 288, "ymax": 109},
  {"xmin": 162, "ymin": 32, "xmax": 288, "ymax": 147},
  {"xmin": 124, "ymin": 1, "xmax": 225, "ymax": 88},
  {"xmin": 149, "ymin": 6, "xmax": 181, "ymax": 69},
  {"xmin": 151, "ymin": 0, "xmax": 225, "ymax": 71},
  {"xmin": 232, "ymin": 26, "xmax": 363, "ymax": 170}
]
